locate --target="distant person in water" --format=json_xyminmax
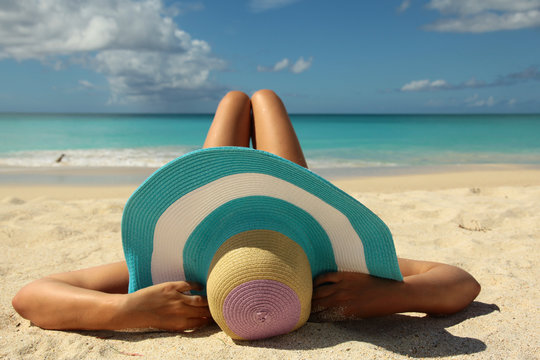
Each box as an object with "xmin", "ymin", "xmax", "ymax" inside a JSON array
[
  {"xmin": 12, "ymin": 90, "xmax": 480, "ymax": 332},
  {"xmin": 55, "ymin": 154, "xmax": 65, "ymax": 163}
]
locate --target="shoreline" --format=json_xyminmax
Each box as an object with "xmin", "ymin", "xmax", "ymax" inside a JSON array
[{"xmin": 1, "ymin": 163, "xmax": 540, "ymax": 200}]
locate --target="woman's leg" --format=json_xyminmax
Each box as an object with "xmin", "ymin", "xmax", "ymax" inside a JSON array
[
  {"xmin": 203, "ymin": 91, "xmax": 251, "ymax": 148},
  {"xmin": 250, "ymin": 89, "xmax": 308, "ymax": 168}
]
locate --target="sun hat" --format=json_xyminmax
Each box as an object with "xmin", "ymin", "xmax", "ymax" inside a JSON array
[{"xmin": 121, "ymin": 147, "xmax": 402, "ymax": 340}]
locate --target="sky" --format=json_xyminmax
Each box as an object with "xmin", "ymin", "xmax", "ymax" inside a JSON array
[{"xmin": 0, "ymin": 0, "xmax": 539, "ymax": 114}]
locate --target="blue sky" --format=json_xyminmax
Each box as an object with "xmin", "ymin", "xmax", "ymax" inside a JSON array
[{"xmin": 0, "ymin": 0, "xmax": 539, "ymax": 113}]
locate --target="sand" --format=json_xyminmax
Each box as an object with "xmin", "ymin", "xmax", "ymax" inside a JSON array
[{"xmin": 1, "ymin": 166, "xmax": 539, "ymax": 359}]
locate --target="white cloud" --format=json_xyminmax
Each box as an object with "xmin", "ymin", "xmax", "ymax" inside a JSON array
[
  {"xmin": 165, "ymin": 1, "xmax": 204, "ymax": 17},
  {"xmin": 464, "ymin": 77, "xmax": 485, "ymax": 87},
  {"xmin": 397, "ymin": 0, "xmax": 411, "ymax": 13},
  {"xmin": 273, "ymin": 58, "xmax": 291, "ymax": 71},
  {"xmin": 257, "ymin": 58, "xmax": 290, "ymax": 72},
  {"xmin": 95, "ymin": 48, "xmax": 225, "ymax": 104},
  {"xmin": 402, "ymin": 79, "xmax": 430, "ymax": 91},
  {"xmin": 508, "ymin": 98, "xmax": 517, "ymax": 106},
  {"xmin": 484, "ymin": 96, "xmax": 495, "ymax": 107},
  {"xmin": 424, "ymin": 0, "xmax": 540, "ymax": 32},
  {"xmin": 78, "ymin": 80, "xmax": 95, "ymax": 89},
  {"xmin": 465, "ymin": 94, "xmax": 495, "ymax": 107},
  {"xmin": 249, "ymin": 0, "xmax": 301, "ymax": 13},
  {"xmin": 430, "ymin": 79, "xmax": 448, "ymax": 87},
  {"xmin": 290, "ymin": 56, "xmax": 313, "ymax": 74},
  {"xmin": 0, "ymin": 0, "xmax": 225, "ymax": 104},
  {"xmin": 426, "ymin": 0, "xmax": 540, "ymax": 15},
  {"xmin": 401, "ymin": 79, "xmax": 447, "ymax": 91},
  {"xmin": 399, "ymin": 66, "xmax": 540, "ymax": 92},
  {"xmin": 425, "ymin": 9, "xmax": 540, "ymax": 32},
  {"xmin": 257, "ymin": 56, "xmax": 312, "ymax": 74},
  {"xmin": 0, "ymin": 0, "xmax": 185, "ymax": 59}
]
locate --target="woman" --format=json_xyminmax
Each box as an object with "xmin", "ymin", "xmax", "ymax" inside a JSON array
[{"xmin": 12, "ymin": 90, "xmax": 481, "ymax": 332}]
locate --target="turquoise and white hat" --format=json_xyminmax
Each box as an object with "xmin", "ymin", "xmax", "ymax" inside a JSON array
[{"xmin": 122, "ymin": 147, "xmax": 402, "ymax": 339}]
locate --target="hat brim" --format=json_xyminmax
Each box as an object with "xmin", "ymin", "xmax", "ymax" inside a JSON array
[{"xmin": 122, "ymin": 147, "xmax": 402, "ymax": 293}]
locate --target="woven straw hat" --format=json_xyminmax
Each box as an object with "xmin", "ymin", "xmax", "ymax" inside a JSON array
[{"xmin": 122, "ymin": 147, "xmax": 402, "ymax": 340}]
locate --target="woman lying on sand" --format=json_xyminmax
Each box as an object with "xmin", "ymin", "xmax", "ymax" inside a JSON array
[{"xmin": 12, "ymin": 90, "xmax": 480, "ymax": 333}]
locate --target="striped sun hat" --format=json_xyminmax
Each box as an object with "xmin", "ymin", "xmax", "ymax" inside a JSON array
[{"xmin": 122, "ymin": 147, "xmax": 402, "ymax": 340}]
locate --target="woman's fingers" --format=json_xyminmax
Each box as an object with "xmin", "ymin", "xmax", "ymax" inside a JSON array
[
  {"xmin": 312, "ymin": 283, "xmax": 338, "ymax": 300},
  {"xmin": 311, "ymin": 294, "xmax": 333, "ymax": 313},
  {"xmin": 181, "ymin": 293, "xmax": 208, "ymax": 307},
  {"xmin": 167, "ymin": 282, "xmax": 209, "ymax": 309},
  {"xmin": 166, "ymin": 281, "xmax": 202, "ymax": 293},
  {"xmin": 152, "ymin": 281, "xmax": 212, "ymax": 315},
  {"xmin": 313, "ymin": 272, "xmax": 343, "ymax": 287},
  {"xmin": 165, "ymin": 282, "xmax": 208, "ymax": 304},
  {"xmin": 165, "ymin": 314, "xmax": 213, "ymax": 332},
  {"xmin": 178, "ymin": 316, "xmax": 213, "ymax": 331},
  {"xmin": 181, "ymin": 302, "xmax": 212, "ymax": 318},
  {"xmin": 169, "ymin": 282, "xmax": 212, "ymax": 318},
  {"xmin": 184, "ymin": 282, "xmax": 204, "ymax": 292},
  {"xmin": 312, "ymin": 272, "xmax": 344, "ymax": 300}
]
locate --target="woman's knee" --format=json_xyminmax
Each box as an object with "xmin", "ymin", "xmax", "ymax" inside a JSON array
[
  {"xmin": 251, "ymin": 89, "xmax": 280, "ymax": 103},
  {"xmin": 221, "ymin": 90, "xmax": 250, "ymax": 105}
]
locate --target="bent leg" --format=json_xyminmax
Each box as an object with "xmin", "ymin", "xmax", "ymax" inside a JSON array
[
  {"xmin": 203, "ymin": 91, "xmax": 251, "ymax": 148},
  {"xmin": 251, "ymin": 89, "xmax": 308, "ymax": 168}
]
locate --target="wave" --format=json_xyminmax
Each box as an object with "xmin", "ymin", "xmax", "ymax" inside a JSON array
[
  {"xmin": 307, "ymin": 157, "xmax": 398, "ymax": 169},
  {"xmin": 0, "ymin": 146, "xmax": 198, "ymax": 168},
  {"xmin": 0, "ymin": 147, "xmax": 402, "ymax": 170},
  {"xmin": 1, "ymin": 147, "xmax": 539, "ymax": 170}
]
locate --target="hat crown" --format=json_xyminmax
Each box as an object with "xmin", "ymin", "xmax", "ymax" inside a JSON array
[{"xmin": 207, "ymin": 230, "xmax": 312, "ymax": 340}]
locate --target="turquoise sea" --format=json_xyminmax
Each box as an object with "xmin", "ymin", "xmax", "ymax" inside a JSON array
[{"xmin": 1, "ymin": 113, "xmax": 540, "ymax": 175}]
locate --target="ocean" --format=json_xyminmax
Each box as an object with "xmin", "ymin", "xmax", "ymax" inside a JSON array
[{"xmin": 1, "ymin": 113, "xmax": 540, "ymax": 179}]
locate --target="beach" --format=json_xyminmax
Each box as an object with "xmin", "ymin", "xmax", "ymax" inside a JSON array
[
  {"xmin": 2, "ymin": 0, "xmax": 540, "ymax": 355},
  {"xmin": 1, "ymin": 165, "xmax": 539, "ymax": 359}
]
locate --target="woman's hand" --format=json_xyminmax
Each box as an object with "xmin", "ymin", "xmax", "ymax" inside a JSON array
[
  {"xmin": 120, "ymin": 281, "xmax": 211, "ymax": 331},
  {"xmin": 12, "ymin": 262, "xmax": 212, "ymax": 331},
  {"xmin": 311, "ymin": 258, "xmax": 480, "ymax": 321},
  {"xmin": 311, "ymin": 272, "xmax": 407, "ymax": 321}
]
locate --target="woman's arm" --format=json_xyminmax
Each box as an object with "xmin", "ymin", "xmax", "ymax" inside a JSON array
[
  {"xmin": 311, "ymin": 258, "xmax": 481, "ymax": 320},
  {"xmin": 12, "ymin": 262, "xmax": 211, "ymax": 331}
]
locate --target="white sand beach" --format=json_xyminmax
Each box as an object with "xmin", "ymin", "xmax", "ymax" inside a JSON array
[{"xmin": 1, "ymin": 166, "xmax": 539, "ymax": 359}]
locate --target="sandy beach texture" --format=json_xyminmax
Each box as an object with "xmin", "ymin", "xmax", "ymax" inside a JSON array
[{"xmin": 1, "ymin": 167, "xmax": 539, "ymax": 359}]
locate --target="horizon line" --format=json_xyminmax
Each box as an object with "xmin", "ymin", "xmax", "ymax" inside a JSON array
[{"xmin": 1, "ymin": 111, "xmax": 540, "ymax": 116}]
